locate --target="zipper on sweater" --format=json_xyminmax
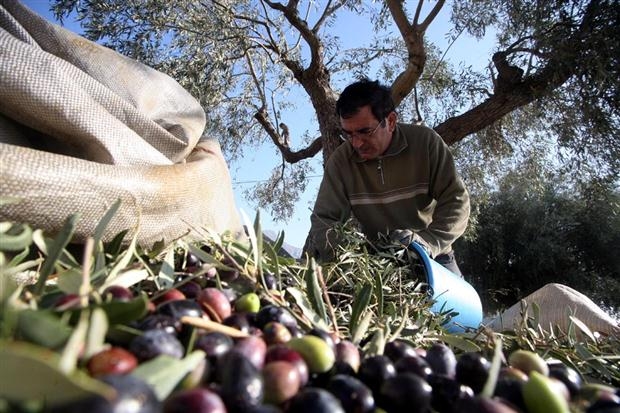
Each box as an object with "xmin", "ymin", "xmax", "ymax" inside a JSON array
[{"xmin": 377, "ymin": 159, "xmax": 385, "ymax": 185}]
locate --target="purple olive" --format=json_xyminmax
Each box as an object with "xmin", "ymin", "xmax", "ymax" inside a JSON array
[
  {"xmin": 262, "ymin": 361, "xmax": 302, "ymax": 405},
  {"xmin": 394, "ymin": 354, "xmax": 432, "ymax": 379},
  {"xmin": 356, "ymin": 355, "xmax": 396, "ymax": 395},
  {"xmin": 287, "ymin": 387, "xmax": 345, "ymax": 413},
  {"xmin": 456, "ymin": 352, "xmax": 491, "ymax": 394},
  {"xmin": 163, "ymin": 388, "xmax": 226, "ymax": 413},
  {"xmin": 425, "ymin": 342, "xmax": 457, "ymax": 378},
  {"xmin": 233, "ymin": 335, "xmax": 267, "ymax": 370},
  {"xmin": 102, "ymin": 285, "xmax": 134, "ymax": 302},
  {"xmin": 384, "ymin": 339, "xmax": 418, "ymax": 363},
  {"xmin": 129, "ymin": 329, "xmax": 184, "ymax": 362},
  {"xmin": 379, "ymin": 373, "xmax": 432, "ymax": 413},
  {"xmin": 328, "ymin": 374, "xmax": 375, "ymax": 413}
]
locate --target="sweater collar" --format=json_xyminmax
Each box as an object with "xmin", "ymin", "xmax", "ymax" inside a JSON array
[{"xmin": 351, "ymin": 123, "xmax": 408, "ymax": 163}]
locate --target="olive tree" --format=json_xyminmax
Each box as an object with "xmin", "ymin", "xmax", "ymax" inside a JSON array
[{"xmin": 51, "ymin": 0, "xmax": 619, "ymax": 219}]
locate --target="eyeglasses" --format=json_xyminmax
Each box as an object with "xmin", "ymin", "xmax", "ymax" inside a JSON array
[{"xmin": 340, "ymin": 118, "xmax": 385, "ymax": 141}]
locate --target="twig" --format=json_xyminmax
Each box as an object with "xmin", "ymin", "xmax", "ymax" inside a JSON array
[
  {"xmin": 316, "ymin": 265, "xmax": 340, "ymax": 336},
  {"xmin": 79, "ymin": 237, "xmax": 95, "ymax": 307},
  {"xmin": 181, "ymin": 316, "xmax": 250, "ymax": 338}
]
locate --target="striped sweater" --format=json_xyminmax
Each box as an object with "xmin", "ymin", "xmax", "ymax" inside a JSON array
[{"xmin": 306, "ymin": 123, "xmax": 470, "ymax": 261}]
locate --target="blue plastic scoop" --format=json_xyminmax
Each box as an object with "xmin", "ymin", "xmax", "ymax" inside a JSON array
[{"xmin": 408, "ymin": 242, "xmax": 483, "ymax": 333}]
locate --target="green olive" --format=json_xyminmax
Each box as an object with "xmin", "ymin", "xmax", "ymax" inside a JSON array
[
  {"xmin": 508, "ymin": 349, "xmax": 549, "ymax": 376},
  {"xmin": 523, "ymin": 371, "xmax": 570, "ymax": 413},
  {"xmin": 287, "ymin": 335, "xmax": 335, "ymax": 374},
  {"xmin": 234, "ymin": 292, "xmax": 261, "ymax": 313}
]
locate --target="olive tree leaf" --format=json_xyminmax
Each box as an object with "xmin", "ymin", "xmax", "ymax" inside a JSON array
[
  {"xmin": 239, "ymin": 209, "xmax": 260, "ymax": 274},
  {"xmin": 0, "ymin": 222, "xmax": 32, "ymax": 252},
  {"xmin": 373, "ymin": 268, "xmax": 383, "ymax": 318},
  {"xmin": 16, "ymin": 309, "xmax": 73, "ymax": 349},
  {"xmin": 93, "ymin": 199, "xmax": 122, "ymax": 243},
  {"xmin": 98, "ymin": 293, "xmax": 149, "ymax": 325},
  {"xmin": 303, "ymin": 258, "xmax": 328, "ymax": 324},
  {"xmin": 0, "ymin": 340, "xmax": 115, "ymax": 405},
  {"xmin": 104, "ymin": 230, "xmax": 138, "ymax": 286},
  {"xmin": 59, "ymin": 310, "xmax": 90, "ymax": 374},
  {"xmin": 350, "ymin": 283, "xmax": 373, "ymax": 335},
  {"xmin": 34, "ymin": 214, "xmax": 80, "ymax": 295},
  {"xmin": 84, "ymin": 308, "xmax": 109, "ymax": 360},
  {"xmin": 481, "ymin": 336, "xmax": 503, "ymax": 398},
  {"xmin": 286, "ymin": 286, "xmax": 329, "ymax": 330},
  {"xmin": 351, "ymin": 311, "xmax": 373, "ymax": 346},
  {"xmin": 568, "ymin": 315, "xmax": 597, "ymax": 343},
  {"xmin": 156, "ymin": 247, "xmax": 176, "ymax": 290},
  {"xmin": 131, "ymin": 350, "xmax": 206, "ymax": 400},
  {"xmin": 99, "ymin": 269, "xmax": 150, "ymax": 292},
  {"xmin": 434, "ymin": 334, "xmax": 481, "ymax": 353},
  {"xmin": 365, "ymin": 328, "xmax": 386, "ymax": 357},
  {"xmin": 262, "ymin": 242, "xmax": 280, "ymax": 291},
  {"xmin": 56, "ymin": 268, "xmax": 84, "ymax": 294}
]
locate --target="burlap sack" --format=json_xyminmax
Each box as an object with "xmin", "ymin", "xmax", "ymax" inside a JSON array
[
  {"xmin": 486, "ymin": 283, "xmax": 620, "ymax": 336},
  {"xmin": 0, "ymin": 1, "xmax": 243, "ymax": 246}
]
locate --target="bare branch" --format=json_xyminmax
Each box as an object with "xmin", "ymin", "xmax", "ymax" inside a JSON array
[
  {"xmin": 386, "ymin": 0, "xmax": 428, "ymax": 106},
  {"xmin": 264, "ymin": 0, "xmax": 323, "ymax": 75},
  {"xmin": 387, "ymin": 0, "xmax": 412, "ymax": 39},
  {"xmin": 413, "ymin": 86, "xmax": 423, "ymax": 123},
  {"xmin": 245, "ymin": 51, "xmax": 266, "ymax": 106},
  {"xmin": 312, "ymin": 0, "xmax": 333, "ymax": 31},
  {"xmin": 418, "ymin": 0, "xmax": 445, "ymax": 32},
  {"xmin": 412, "ymin": 0, "xmax": 424, "ymax": 26},
  {"xmin": 254, "ymin": 108, "xmax": 323, "ymax": 163},
  {"xmin": 313, "ymin": 0, "xmax": 347, "ymax": 32}
]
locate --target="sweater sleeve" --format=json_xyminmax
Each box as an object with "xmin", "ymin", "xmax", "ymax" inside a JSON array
[
  {"xmin": 303, "ymin": 152, "xmax": 352, "ymax": 261},
  {"xmin": 414, "ymin": 131, "xmax": 470, "ymax": 257}
]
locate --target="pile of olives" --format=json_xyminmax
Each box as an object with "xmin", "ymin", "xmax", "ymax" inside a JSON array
[{"xmin": 46, "ymin": 253, "xmax": 619, "ymax": 413}]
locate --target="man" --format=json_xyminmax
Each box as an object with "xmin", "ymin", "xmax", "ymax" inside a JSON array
[{"xmin": 304, "ymin": 79, "xmax": 470, "ymax": 275}]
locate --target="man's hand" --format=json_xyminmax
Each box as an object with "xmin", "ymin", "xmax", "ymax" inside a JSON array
[
  {"xmin": 390, "ymin": 229, "xmax": 433, "ymax": 256},
  {"xmin": 390, "ymin": 229, "xmax": 414, "ymax": 245}
]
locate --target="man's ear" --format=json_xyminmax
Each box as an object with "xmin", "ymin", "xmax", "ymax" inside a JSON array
[{"xmin": 387, "ymin": 111, "xmax": 397, "ymax": 131}]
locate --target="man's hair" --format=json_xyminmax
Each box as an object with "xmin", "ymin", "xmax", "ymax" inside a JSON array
[{"xmin": 336, "ymin": 78, "xmax": 395, "ymax": 120}]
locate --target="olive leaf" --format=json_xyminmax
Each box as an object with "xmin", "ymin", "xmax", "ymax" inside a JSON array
[
  {"xmin": 262, "ymin": 242, "xmax": 280, "ymax": 291},
  {"xmin": 303, "ymin": 258, "xmax": 327, "ymax": 324},
  {"xmin": 84, "ymin": 308, "xmax": 109, "ymax": 360},
  {"xmin": 350, "ymin": 283, "xmax": 373, "ymax": 335},
  {"xmin": 34, "ymin": 214, "xmax": 80, "ymax": 295},
  {"xmin": 16, "ymin": 309, "xmax": 73, "ymax": 349},
  {"xmin": 131, "ymin": 350, "xmax": 206, "ymax": 400},
  {"xmin": 481, "ymin": 336, "xmax": 503, "ymax": 398},
  {"xmin": 0, "ymin": 222, "xmax": 32, "ymax": 252},
  {"xmin": 59, "ymin": 310, "xmax": 90, "ymax": 374},
  {"xmin": 98, "ymin": 293, "xmax": 149, "ymax": 325},
  {"xmin": 286, "ymin": 286, "xmax": 329, "ymax": 331},
  {"xmin": 433, "ymin": 334, "xmax": 481, "ymax": 353},
  {"xmin": 0, "ymin": 340, "xmax": 115, "ymax": 405},
  {"xmin": 352, "ymin": 311, "xmax": 373, "ymax": 346}
]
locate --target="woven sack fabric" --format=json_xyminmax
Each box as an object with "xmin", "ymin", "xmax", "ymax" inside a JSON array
[
  {"xmin": 0, "ymin": 1, "xmax": 243, "ymax": 246},
  {"xmin": 486, "ymin": 283, "xmax": 619, "ymax": 336}
]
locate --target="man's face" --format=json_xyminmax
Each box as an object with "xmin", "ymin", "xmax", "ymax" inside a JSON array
[{"xmin": 340, "ymin": 105, "xmax": 395, "ymax": 160}]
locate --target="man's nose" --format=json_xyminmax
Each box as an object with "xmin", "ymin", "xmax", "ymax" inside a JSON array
[{"xmin": 350, "ymin": 135, "xmax": 364, "ymax": 148}]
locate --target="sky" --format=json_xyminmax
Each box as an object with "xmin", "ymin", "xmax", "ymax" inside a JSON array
[{"xmin": 19, "ymin": 0, "xmax": 495, "ymax": 252}]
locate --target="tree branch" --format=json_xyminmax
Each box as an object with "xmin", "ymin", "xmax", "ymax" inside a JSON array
[
  {"xmin": 264, "ymin": 0, "xmax": 324, "ymax": 76},
  {"xmin": 436, "ymin": 43, "xmax": 579, "ymax": 145},
  {"xmin": 412, "ymin": 0, "xmax": 424, "ymax": 26},
  {"xmin": 418, "ymin": 0, "xmax": 445, "ymax": 32},
  {"xmin": 254, "ymin": 108, "xmax": 323, "ymax": 163},
  {"xmin": 436, "ymin": 0, "xmax": 603, "ymax": 146},
  {"xmin": 386, "ymin": 0, "xmax": 427, "ymax": 106}
]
